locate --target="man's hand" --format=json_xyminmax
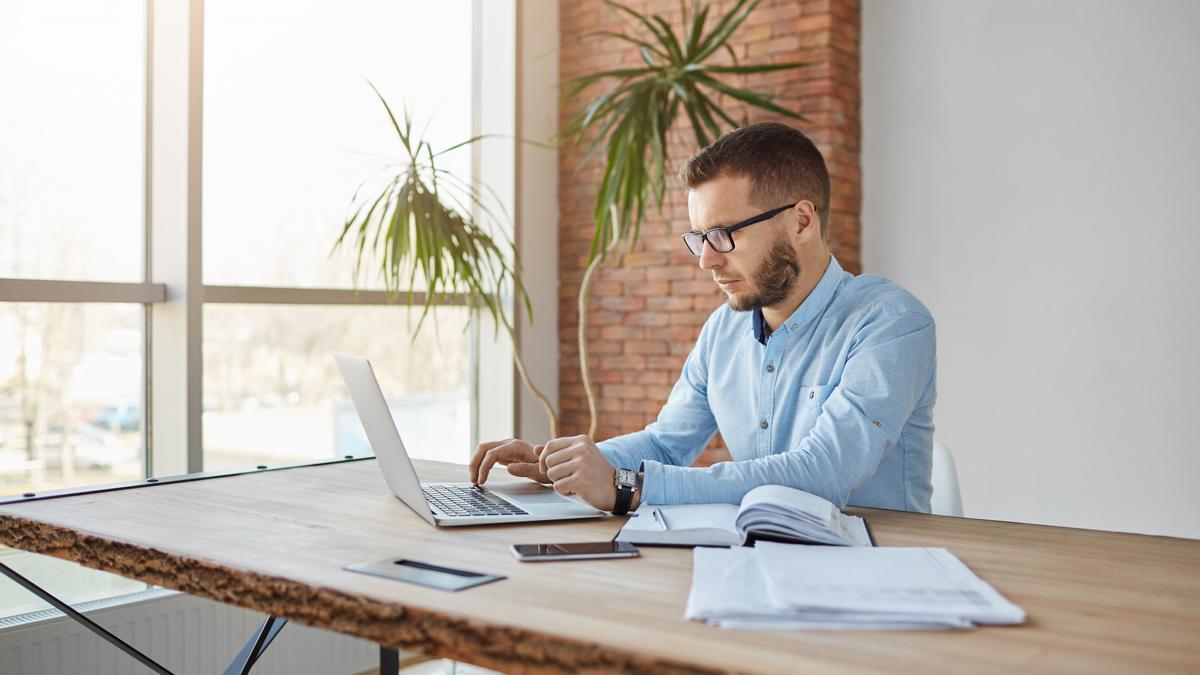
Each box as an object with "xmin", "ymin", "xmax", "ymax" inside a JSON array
[
  {"xmin": 469, "ymin": 438, "xmax": 551, "ymax": 486},
  {"xmin": 538, "ymin": 435, "xmax": 618, "ymax": 511}
]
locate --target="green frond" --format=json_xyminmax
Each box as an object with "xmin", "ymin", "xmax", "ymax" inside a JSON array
[
  {"xmin": 559, "ymin": 0, "xmax": 808, "ymax": 260},
  {"xmin": 333, "ymin": 86, "xmax": 532, "ymax": 341}
]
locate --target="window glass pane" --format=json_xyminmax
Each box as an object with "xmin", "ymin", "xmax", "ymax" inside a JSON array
[
  {"xmin": 203, "ymin": 305, "xmax": 471, "ymax": 471},
  {"xmin": 0, "ymin": 301, "xmax": 148, "ymax": 620},
  {"xmin": 202, "ymin": 1, "xmax": 474, "ymax": 289},
  {"xmin": 0, "ymin": 303, "xmax": 145, "ymax": 496},
  {"xmin": 0, "ymin": 1, "xmax": 144, "ymax": 282}
]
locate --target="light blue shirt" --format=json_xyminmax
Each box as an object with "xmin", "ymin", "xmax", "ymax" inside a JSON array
[{"xmin": 598, "ymin": 256, "xmax": 937, "ymax": 512}]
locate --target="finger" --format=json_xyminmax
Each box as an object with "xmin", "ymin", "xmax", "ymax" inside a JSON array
[
  {"xmin": 538, "ymin": 437, "xmax": 566, "ymax": 462},
  {"xmin": 552, "ymin": 475, "xmax": 576, "ymax": 497},
  {"xmin": 546, "ymin": 457, "xmax": 578, "ymax": 483},
  {"xmin": 544, "ymin": 442, "xmax": 582, "ymax": 470},
  {"xmin": 477, "ymin": 440, "xmax": 524, "ymax": 485},
  {"xmin": 470, "ymin": 438, "xmax": 511, "ymax": 483},
  {"xmin": 478, "ymin": 443, "xmax": 518, "ymax": 484},
  {"xmin": 538, "ymin": 435, "xmax": 577, "ymax": 475},
  {"xmin": 506, "ymin": 461, "xmax": 535, "ymax": 477},
  {"xmin": 506, "ymin": 462, "xmax": 548, "ymax": 483}
]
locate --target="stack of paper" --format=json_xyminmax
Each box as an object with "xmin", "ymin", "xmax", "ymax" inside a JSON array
[{"xmin": 686, "ymin": 543, "xmax": 1025, "ymax": 630}]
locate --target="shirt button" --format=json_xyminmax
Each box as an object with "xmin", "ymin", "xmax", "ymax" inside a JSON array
[
  {"xmin": 809, "ymin": 391, "xmax": 814, "ymax": 399},
  {"xmin": 760, "ymin": 420, "xmax": 769, "ymax": 429},
  {"xmin": 765, "ymin": 364, "xmax": 774, "ymax": 373},
  {"xmin": 791, "ymin": 324, "xmax": 798, "ymax": 330}
]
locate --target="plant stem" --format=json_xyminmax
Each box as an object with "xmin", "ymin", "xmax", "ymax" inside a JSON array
[
  {"xmin": 496, "ymin": 309, "xmax": 559, "ymax": 438},
  {"xmin": 579, "ymin": 207, "xmax": 623, "ymax": 438}
]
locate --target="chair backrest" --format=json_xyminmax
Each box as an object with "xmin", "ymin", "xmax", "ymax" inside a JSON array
[{"xmin": 930, "ymin": 440, "xmax": 964, "ymax": 516}]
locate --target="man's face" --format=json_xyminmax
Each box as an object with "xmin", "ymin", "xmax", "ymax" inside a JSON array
[{"xmin": 687, "ymin": 175, "xmax": 800, "ymax": 312}]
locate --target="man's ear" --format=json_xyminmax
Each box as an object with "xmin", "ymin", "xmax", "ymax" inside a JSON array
[{"xmin": 793, "ymin": 201, "xmax": 821, "ymax": 244}]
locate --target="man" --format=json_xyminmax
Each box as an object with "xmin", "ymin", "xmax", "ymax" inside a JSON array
[{"xmin": 469, "ymin": 122, "xmax": 936, "ymax": 515}]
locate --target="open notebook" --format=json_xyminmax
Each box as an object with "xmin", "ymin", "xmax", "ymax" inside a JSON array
[{"xmin": 616, "ymin": 484, "xmax": 872, "ymax": 547}]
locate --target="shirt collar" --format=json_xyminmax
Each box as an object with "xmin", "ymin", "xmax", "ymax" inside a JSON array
[
  {"xmin": 752, "ymin": 255, "xmax": 844, "ymax": 344},
  {"xmin": 752, "ymin": 306, "xmax": 771, "ymax": 344}
]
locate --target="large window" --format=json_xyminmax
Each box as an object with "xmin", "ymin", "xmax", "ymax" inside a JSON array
[{"xmin": 0, "ymin": 0, "xmax": 487, "ymax": 622}]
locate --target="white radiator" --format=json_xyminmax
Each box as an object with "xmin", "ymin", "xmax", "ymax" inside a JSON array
[{"xmin": 0, "ymin": 590, "xmax": 379, "ymax": 675}]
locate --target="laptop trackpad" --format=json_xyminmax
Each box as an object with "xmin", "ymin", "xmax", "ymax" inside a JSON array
[{"xmin": 488, "ymin": 482, "xmax": 576, "ymax": 505}]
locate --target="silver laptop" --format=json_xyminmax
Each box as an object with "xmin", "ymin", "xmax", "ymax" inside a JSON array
[{"xmin": 333, "ymin": 352, "xmax": 606, "ymax": 527}]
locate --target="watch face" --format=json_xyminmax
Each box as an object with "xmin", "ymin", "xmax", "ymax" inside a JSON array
[{"xmin": 616, "ymin": 468, "xmax": 637, "ymax": 488}]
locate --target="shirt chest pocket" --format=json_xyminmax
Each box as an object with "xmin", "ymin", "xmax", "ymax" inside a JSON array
[
  {"xmin": 802, "ymin": 383, "xmax": 837, "ymax": 405},
  {"xmin": 793, "ymin": 383, "xmax": 837, "ymax": 430}
]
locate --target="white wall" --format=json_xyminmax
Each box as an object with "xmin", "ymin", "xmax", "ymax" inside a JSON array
[{"xmin": 862, "ymin": 0, "xmax": 1200, "ymax": 539}]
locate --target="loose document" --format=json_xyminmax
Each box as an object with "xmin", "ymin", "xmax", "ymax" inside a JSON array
[{"xmin": 686, "ymin": 543, "xmax": 1026, "ymax": 630}]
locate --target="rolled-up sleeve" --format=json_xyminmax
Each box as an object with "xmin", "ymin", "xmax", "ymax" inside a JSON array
[{"xmin": 598, "ymin": 318, "xmax": 720, "ymax": 500}]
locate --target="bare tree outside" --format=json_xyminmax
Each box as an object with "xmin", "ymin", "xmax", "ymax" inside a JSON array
[{"xmin": 202, "ymin": 303, "xmax": 471, "ymax": 471}]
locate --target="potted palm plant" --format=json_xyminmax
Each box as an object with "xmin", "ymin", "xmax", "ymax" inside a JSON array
[
  {"xmin": 334, "ymin": 84, "xmax": 559, "ymax": 435},
  {"xmin": 559, "ymin": 0, "xmax": 808, "ymax": 436},
  {"xmin": 337, "ymin": 0, "xmax": 808, "ymax": 442}
]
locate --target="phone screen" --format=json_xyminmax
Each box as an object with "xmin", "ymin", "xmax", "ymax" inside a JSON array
[{"xmin": 511, "ymin": 541, "xmax": 639, "ymax": 560}]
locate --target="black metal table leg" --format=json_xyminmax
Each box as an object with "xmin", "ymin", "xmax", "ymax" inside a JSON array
[
  {"xmin": 380, "ymin": 646, "xmax": 400, "ymax": 675},
  {"xmin": 222, "ymin": 615, "xmax": 288, "ymax": 675},
  {"xmin": 0, "ymin": 561, "xmax": 174, "ymax": 675},
  {"xmin": 1, "ymin": 560, "xmax": 296, "ymax": 675}
]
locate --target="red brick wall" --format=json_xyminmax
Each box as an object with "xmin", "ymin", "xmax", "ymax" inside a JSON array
[{"xmin": 557, "ymin": 0, "xmax": 861, "ymax": 464}]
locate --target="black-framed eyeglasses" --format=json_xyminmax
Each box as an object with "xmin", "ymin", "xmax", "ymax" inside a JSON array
[{"xmin": 681, "ymin": 203, "xmax": 796, "ymax": 256}]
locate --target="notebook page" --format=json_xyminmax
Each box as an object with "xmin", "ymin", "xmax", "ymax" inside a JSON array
[
  {"xmin": 736, "ymin": 484, "xmax": 869, "ymax": 544},
  {"xmin": 657, "ymin": 503, "xmax": 740, "ymax": 530},
  {"xmin": 739, "ymin": 484, "xmax": 837, "ymax": 526},
  {"xmin": 617, "ymin": 503, "xmax": 741, "ymax": 546}
]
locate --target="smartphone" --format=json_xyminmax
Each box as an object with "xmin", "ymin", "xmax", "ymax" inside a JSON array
[{"xmin": 510, "ymin": 541, "xmax": 640, "ymax": 562}]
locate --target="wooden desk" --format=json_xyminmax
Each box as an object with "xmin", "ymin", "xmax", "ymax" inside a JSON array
[{"xmin": 0, "ymin": 459, "xmax": 1197, "ymax": 674}]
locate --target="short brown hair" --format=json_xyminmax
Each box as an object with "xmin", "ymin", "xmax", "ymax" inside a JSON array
[{"xmin": 682, "ymin": 122, "xmax": 831, "ymax": 236}]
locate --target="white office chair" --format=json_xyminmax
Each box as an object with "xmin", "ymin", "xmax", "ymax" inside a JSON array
[{"xmin": 930, "ymin": 440, "xmax": 963, "ymax": 517}]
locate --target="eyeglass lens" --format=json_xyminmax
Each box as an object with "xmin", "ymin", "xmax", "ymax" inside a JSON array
[{"xmin": 685, "ymin": 228, "xmax": 733, "ymax": 256}]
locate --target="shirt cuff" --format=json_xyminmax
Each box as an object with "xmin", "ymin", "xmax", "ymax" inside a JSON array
[{"xmin": 640, "ymin": 460, "xmax": 667, "ymax": 505}]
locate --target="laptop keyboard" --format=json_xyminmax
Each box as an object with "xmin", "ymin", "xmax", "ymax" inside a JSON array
[{"xmin": 423, "ymin": 484, "xmax": 529, "ymax": 518}]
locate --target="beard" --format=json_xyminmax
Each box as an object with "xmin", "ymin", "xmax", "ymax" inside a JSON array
[{"xmin": 727, "ymin": 234, "xmax": 800, "ymax": 312}]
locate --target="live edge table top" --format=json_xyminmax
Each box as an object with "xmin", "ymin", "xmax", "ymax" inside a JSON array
[{"xmin": 1, "ymin": 459, "xmax": 1198, "ymax": 674}]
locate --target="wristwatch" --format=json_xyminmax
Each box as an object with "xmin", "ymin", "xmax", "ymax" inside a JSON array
[{"xmin": 612, "ymin": 467, "xmax": 640, "ymax": 515}]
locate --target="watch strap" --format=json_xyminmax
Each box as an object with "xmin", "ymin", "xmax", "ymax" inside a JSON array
[
  {"xmin": 612, "ymin": 484, "xmax": 634, "ymax": 515},
  {"xmin": 612, "ymin": 468, "xmax": 636, "ymax": 515}
]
